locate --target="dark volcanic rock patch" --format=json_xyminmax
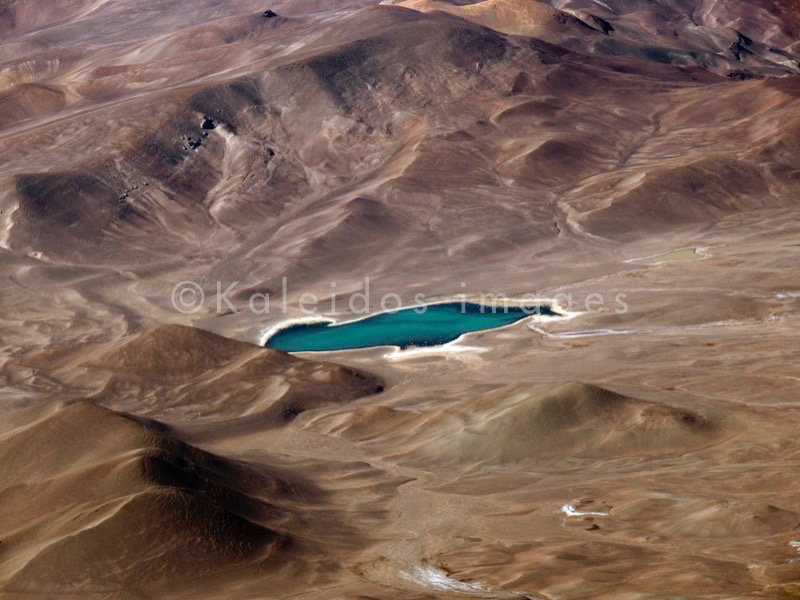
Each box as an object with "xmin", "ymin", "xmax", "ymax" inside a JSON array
[{"xmin": 11, "ymin": 172, "xmax": 144, "ymax": 258}]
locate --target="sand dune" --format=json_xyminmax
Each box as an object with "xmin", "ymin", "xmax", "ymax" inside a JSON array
[
  {"xmin": 0, "ymin": 401, "xmax": 290, "ymax": 595},
  {"xmin": 20, "ymin": 324, "xmax": 383, "ymax": 426},
  {"xmin": 327, "ymin": 382, "xmax": 727, "ymax": 465},
  {"xmin": 437, "ymin": 382, "xmax": 723, "ymax": 463}
]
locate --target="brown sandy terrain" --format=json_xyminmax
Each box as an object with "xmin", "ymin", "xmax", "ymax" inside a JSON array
[{"xmin": 1, "ymin": 0, "xmax": 800, "ymax": 597}]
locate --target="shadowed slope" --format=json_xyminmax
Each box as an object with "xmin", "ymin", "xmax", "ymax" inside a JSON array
[
  {"xmin": 0, "ymin": 401, "xmax": 293, "ymax": 596},
  {"xmin": 438, "ymin": 382, "xmax": 723, "ymax": 463},
  {"xmin": 327, "ymin": 382, "xmax": 728, "ymax": 465},
  {"xmin": 21, "ymin": 324, "xmax": 384, "ymax": 426}
]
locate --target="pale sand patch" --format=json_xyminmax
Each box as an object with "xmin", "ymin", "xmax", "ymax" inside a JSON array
[
  {"xmin": 561, "ymin": 504, "xmax": 609, "ymax": 517},
  {"xmin": 382, "ymin": 341, "xmax": 489, "ymax": 361},
  {"xmin": 399, "ymin": 565, "xmax": 488, "ymax": 593},
  {"xmin": 628, "ymin": 246, "xmax": 710, "ymax": 265},
  {"xmin": 529, "ymin": 316, "xmax": 777, "ymax": 340},
  {"xmin": 529, "ymin": 326, "xmax": 639, "ymax": 339},
  {"xmin": 394, "ymin": 563, "xmax": 534, "ymax": 598},
  {"xmin": 0, "ymin": 199, "xmax": 18, "ymax": 252},
  {"xmin": 258, "ymin": 316, "xmax": 335, "ymax": 347}
]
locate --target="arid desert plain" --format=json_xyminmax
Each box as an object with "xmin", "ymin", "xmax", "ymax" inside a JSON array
[{"xmin": 1, "ymin": 0, "xmax": 800, "ymax": 597}]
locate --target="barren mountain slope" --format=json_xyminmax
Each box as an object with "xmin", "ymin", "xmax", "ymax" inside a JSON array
[{"xmin": 1, "ymin": 0, "xmax": 800, "ymax": 598}]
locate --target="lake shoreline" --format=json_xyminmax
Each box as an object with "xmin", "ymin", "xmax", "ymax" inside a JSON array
[{"xmin": 260, "ymin": 298, "xmax": 576, "ymax": 354}]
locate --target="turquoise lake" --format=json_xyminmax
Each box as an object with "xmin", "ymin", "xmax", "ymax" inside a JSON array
[{"xmin": 264, "ymin": 302, "xmax": 556, "ymax": 352}]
